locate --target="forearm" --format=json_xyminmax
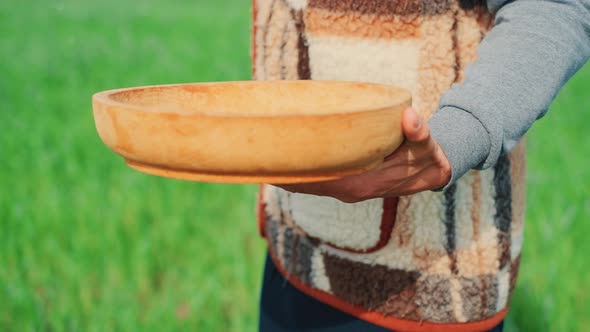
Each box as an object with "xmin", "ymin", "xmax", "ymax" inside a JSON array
[{"xmin": 430, "ymin": 0, "xmax": 590, "ymax": 186}]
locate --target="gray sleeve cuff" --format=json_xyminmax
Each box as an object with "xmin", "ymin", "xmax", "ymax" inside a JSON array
[{"xmin": 428, "ymin": 106, "xmax": 491, "ymax": 191}]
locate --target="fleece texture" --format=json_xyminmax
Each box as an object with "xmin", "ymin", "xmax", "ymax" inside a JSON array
[
  {"xmin": 283, "ymin": 191, "xmax": 385, "ymax": 251},
  {"xmin": 247, "ymin": 0, "xmax": 567, "ymax": 328}
]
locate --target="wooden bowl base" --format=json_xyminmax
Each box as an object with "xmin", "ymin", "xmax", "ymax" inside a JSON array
[{"xmin": 124, "ymin": 159, "xmax": 381, "ymax": 184}]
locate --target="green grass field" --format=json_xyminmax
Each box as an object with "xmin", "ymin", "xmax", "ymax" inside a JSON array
[{"xmin": 1, "ymin": 1, "xmax": 588, "ymax": 331}]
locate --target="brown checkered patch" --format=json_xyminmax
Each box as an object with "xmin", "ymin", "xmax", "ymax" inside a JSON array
[
  {"xmin": 416, "ymin": 275, "xmax": 455, "ymax": 322},
  {"xmin": 459, "ymin": 274, "xmax": 499, "ymax": 321},
  {"xmin": 282, "ymin": 227, "xmax": 315, "ymax": 284},
  {"xmin": 254, "ymin": 0, "xmax": 309, "ymax": 80},
  {"xmin": 308, "ymin": 0, "xmax": 452, "ymax": 16},
  {"xmin": 306, "ymin": 7, "xmax": 421, "ymax": 39},
  {"xmin": 323, "ymin": 254, "xmax": 420, "ymax": 317},
  {"xmin": 266, "ymin": 214, "xmax": 281, "ymax": 254}
]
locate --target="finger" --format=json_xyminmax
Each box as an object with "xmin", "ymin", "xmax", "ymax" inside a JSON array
[{"xmin": 402, "ymin": 107, "xmax": 430, "ymax": 144}]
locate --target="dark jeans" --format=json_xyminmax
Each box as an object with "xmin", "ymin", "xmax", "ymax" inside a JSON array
[{"xmin": 259, "ymin": 253, "xmax": 504, "ymax": 332}]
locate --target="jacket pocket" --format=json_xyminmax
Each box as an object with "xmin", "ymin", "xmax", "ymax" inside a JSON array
[{"xmin": 261, "ymin": 185, "xmax": 398, "ymax": 253}]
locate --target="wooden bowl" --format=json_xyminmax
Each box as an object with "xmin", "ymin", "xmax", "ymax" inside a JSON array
[{"xmin": 92, "ymin": 81, "xmax": 411, "ymax": 184}]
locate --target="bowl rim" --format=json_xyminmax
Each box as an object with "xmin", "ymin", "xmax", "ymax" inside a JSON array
[{"xmin": 92, "ymin": 80, "xmax": 411, "ymax": 119}]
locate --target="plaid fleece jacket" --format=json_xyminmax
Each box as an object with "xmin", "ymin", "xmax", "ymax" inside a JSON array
[{"xmin": 253, "ymin": 1, "xmax": 527, "ymax": 331}]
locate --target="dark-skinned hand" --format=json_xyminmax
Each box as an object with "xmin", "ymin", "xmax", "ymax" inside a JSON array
[{"xmin": 274, "ymin": 108, "xmax": 452, "ymax": 203}]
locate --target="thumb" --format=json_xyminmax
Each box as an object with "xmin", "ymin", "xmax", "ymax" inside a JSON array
[{"xmin": 402, "ymin": 107, "xmax": 430, "ymax": 143}]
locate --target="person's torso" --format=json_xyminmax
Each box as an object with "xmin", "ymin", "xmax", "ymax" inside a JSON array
[{"xmin": 252, "ymin": 1, "xmax": 526, "ymax": 330}]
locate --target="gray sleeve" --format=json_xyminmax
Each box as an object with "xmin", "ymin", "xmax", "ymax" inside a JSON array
[{"xmin": 429, "ymin": 0, "xmax": 590, "ymax": 188}]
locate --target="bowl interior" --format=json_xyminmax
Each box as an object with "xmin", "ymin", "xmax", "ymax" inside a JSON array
[{"xmin": 105, "ymin": 81, "xmax": 409, "ymax": 116}]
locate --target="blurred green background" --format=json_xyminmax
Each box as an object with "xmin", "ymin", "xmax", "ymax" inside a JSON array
[{"xmin": 0, "ymin": 1, "xmax": 588, "ymax": 331}]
